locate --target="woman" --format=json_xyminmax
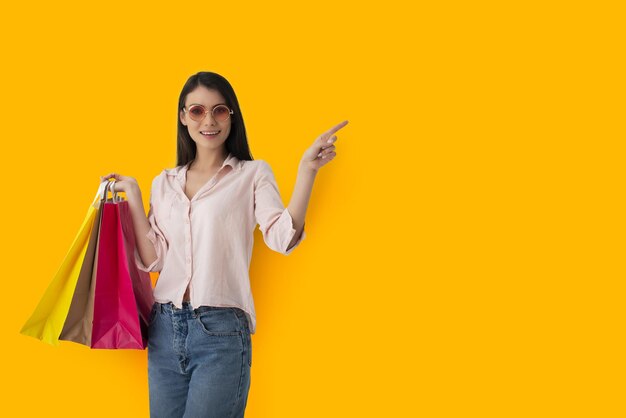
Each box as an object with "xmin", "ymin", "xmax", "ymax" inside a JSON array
[{"xmin": 99, "ymin": 71, "xmax": 347, "ymax": 417}]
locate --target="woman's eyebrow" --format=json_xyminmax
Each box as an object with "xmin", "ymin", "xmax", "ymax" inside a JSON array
[{"xmin": 189, "ymin": 102, "xmax": 226, "ymax": 108}]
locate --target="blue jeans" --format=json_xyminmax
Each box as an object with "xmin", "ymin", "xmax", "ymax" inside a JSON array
[{"xmin": 147, "ymin": 301, "xmax": 252, "ymax": 418}]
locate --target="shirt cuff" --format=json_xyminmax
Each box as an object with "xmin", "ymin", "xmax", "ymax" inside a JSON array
[
  {"xmin": 280, "ymin": 208, "xmax": 307, "ymax": 255},
  {"xmin": 134, "ymin": 228, "xmax": 162, "ymax": 272}
]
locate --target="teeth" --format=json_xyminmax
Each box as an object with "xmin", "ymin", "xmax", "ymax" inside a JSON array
[{"xmin": 201, "ymin": 131, "xmax": 219, "ymax": 135}]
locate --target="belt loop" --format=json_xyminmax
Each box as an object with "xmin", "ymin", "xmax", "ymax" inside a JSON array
[
  {"xmin": 159, "ymin": 303, "xmax": 164, "ymax": 314},
  {"xmin": 230, "ymin": 308, "xmax": 244, "ymax": 330}
]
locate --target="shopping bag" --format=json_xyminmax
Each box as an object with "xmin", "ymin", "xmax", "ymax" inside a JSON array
[
  {"xmin": 91, "ymin": 182, "xmax": 154, "ymax": 349},
  {"xmin": 58, "ymin": 191, "xmax": 105, "ymax": 346},
  {"xmin": 20, "ymin": 181, "xmax": 111, "ymax": 346}
]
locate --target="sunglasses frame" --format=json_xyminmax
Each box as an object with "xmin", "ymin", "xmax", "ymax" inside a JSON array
[{"xmin": 183, "ymin": 104, "xmax": 234, "ymax": 122}]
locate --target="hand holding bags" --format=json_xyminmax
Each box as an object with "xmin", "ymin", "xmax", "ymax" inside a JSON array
[{"xmin": 21, "ymin": 180, "xmax": 155, "ymax": 349}]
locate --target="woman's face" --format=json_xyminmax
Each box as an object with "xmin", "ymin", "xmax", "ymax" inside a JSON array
[{"xmin": 180, "ymin": 85, "xmax": 232, "ymax": 153}]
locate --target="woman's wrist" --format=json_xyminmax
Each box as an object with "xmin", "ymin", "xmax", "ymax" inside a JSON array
[
  {"xmin": 299, "ymin": 159, "xmax": 319, "ymax": 176},
  {"xmin": 124, "ymin": 182, "xmax": 142, "ymax": 200}
]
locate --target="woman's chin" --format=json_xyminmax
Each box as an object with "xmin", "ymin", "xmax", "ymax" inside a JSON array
[{"xmin": 194, "ymin": 139, "xmax": 225, "ymax": 148}]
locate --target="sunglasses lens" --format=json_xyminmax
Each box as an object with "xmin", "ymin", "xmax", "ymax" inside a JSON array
[
  {"xmin": 213, "ymin": 105, "xmax": 231, "ymax": 122},
  {"xmin": 188, "ymin": 105, "xmax": 205, "ymax": 121}
]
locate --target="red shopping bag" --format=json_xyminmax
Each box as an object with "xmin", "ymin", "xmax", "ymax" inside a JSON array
[{"xmin": 91, "ymin": 182, "xmax": 154, "ymax": 349}]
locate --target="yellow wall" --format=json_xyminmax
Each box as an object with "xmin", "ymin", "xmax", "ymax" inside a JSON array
[{"xmin": 2, "ymin": 0, "xmax": 623, "ymax": 416}]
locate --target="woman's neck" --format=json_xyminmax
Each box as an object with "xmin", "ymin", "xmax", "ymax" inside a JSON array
[{"xmin": 189, "ymin": 148, "xmax": 229, "ymax": 172}]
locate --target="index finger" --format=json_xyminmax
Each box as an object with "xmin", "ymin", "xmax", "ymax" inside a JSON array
[{"xmin": 324, "ymin": 120, "xmax": 349, "ymax": 137}]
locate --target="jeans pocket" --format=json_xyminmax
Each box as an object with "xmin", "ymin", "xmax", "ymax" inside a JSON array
[
  {"xmin": 196, "ymin": 310, "xmax": 241, "ymax": 337},
  {"xmin": 148, "ymin": 303, "xmax": 159, "ymax": 327}
]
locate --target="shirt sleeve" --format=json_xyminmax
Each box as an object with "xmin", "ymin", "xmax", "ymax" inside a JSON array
[
  {"xmin": 135, "ymin": 176, "xmax": 168, "ymax": 272},
  {"xmin": 254, "ymin": 160, "xmax": 307, "ymax": 255}
]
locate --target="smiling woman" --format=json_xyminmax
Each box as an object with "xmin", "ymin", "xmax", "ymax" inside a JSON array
[
  {"xmin": 99, "ymin": 70, "xmax": 348, "ymax": 418},
  {"xmin": 179, "ymin": 86, "xmax": 234, "ymax": 157}
]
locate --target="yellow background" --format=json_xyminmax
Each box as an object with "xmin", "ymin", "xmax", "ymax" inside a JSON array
[{"xmin": 2, "ymin": 0, "xmax": 624, "ymax": 416}]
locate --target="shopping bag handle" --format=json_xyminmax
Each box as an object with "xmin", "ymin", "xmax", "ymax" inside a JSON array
[{"xmin": 92, "ymin": 179, "xmax": 119, "ymax": 207}]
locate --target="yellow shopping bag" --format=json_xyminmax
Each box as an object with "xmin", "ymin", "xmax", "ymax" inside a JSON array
[{"xmin": 20, "ymin": 181, "xmax": 111, "ymax": 346}]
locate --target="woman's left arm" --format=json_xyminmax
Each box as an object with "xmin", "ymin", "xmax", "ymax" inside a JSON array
[{"xmin": 286, "ymin": 120, "xmax": 349, "ymax": 250}]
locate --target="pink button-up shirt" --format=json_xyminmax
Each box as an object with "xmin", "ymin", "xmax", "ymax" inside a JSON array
[{"xmin": 134, "ymin": 152, "xmax": 306, "ymax": 334}]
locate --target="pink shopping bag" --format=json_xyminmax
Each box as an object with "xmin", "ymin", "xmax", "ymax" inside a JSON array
[{"xmin": 91, "ymin": 181, "xmax": 154, "ymax": 349}]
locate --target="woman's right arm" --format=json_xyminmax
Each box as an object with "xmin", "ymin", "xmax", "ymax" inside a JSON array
[
  {"xmin": 100, "ymin": 173, "xmax": 166, "ymax": 272},
  {"xmin": 126, "ymin": 185, "xmax": 160, "ymax": 271}
]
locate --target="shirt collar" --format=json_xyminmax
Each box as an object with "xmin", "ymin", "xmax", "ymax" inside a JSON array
[{"xmin": 164, "ymin": 152, "xmax": 242, "ymax": 180}]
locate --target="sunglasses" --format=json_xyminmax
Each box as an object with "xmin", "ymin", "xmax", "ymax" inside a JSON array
[{"xmin": 183, "ymin": 104, "xmax": 234, "ymax": 122}]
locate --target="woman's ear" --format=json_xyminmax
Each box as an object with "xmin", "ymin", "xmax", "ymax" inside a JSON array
[{"xmin": 180, "ymin": 109, "xmax": 187, "ymax": 126}]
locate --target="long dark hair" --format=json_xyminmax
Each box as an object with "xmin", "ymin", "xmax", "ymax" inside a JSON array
[{"xmin": 176, "ymin": 72, "xmax": 254, "ymax": 167}]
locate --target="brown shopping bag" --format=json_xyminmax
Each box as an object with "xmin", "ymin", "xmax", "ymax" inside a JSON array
[{"xmin": 58, "ymin": 194, "xmax": 104, "ymax": 346}]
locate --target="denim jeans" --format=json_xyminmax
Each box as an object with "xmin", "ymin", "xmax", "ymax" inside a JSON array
[{"xmin": 147, "ymin": 301, "xmax": 252, "ymax": 418}]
